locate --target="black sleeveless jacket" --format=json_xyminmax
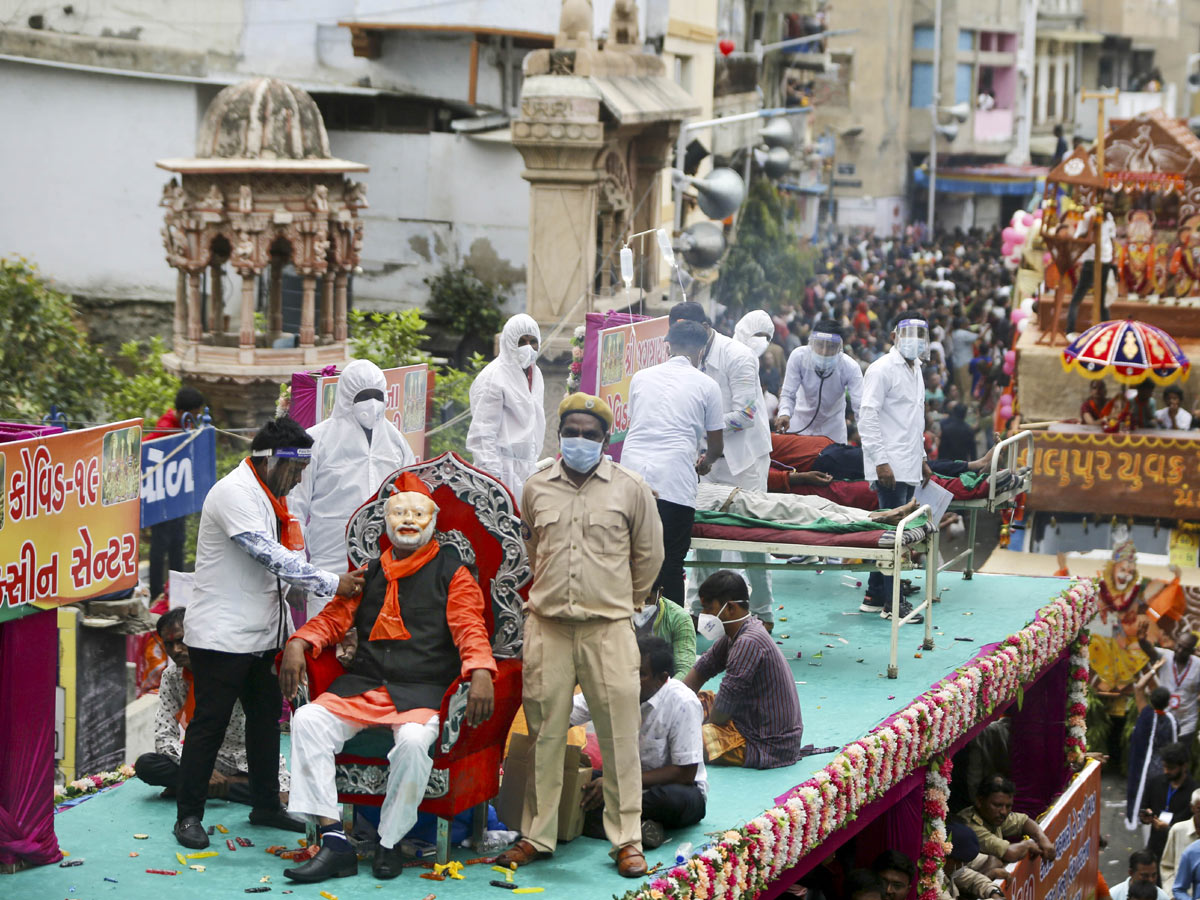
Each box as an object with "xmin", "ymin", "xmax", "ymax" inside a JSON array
[{"xmin": 326, "ymin": 546, "xmax": 464, "ymax": 712}]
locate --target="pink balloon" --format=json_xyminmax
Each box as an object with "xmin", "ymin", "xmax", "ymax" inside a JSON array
[
  {"xmin": 1043, "ymin": 251, "xmax": 1053, "ymax": 266},
  {"xmin": 1033, "ymin": 208, "xmax": 1043, "ymax": 220},
  {"xmin": 1002, "ymin": 227, "xmax": 1018, "ymax": 243},
  {"xmin": 999, "ymin": 394, "xmax": 1013, "ymax": 412},
  {"xmin": 1020, "ymin": 213, "xmax": 1034, "ymax": 227},
  {"xmin": 1011, "ymin": 309, "xmax": 1028, "ymax": 324}
]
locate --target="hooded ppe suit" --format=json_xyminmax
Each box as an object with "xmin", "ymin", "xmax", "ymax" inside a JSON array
[
  {"xmin": 290, "ymin": 360, "xmax": 416, "ymax": 616},
  {"xmin": 466, "ymin": 314, "xmax": 546, "ymax": 502}
]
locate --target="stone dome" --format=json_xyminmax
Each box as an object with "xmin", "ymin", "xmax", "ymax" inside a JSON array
[{"xmin": 197, "ymin": 77, "xmax": 331, "ymax": 160}]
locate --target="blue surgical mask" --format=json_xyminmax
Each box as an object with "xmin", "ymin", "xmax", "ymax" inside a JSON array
[
  {"xmin": 812, "ymin": 353, "xmax": 837, "ymax": 376},
  {"xmin": 559, "ymin": 436, "xmax": 604, "ymax": 473},
  {"xmin": 897, "ymin": 337, "xmax": 922, "ymax": 360}
]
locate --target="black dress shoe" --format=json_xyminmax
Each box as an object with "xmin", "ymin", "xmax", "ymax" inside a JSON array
[
  {"xmin": 284, "ymin": 845, "xmax": 359, "ymax": 883},
  {"xmin": 174, "ymin": 816, "xmax": 210, "ymax": 850},
  {"xmin": 248, "ymin": 807, "xmax": 307, "ymax": 833},
  {"xmin": 372, "ymin": 843, "xmax": 405, "ymax": 879}
]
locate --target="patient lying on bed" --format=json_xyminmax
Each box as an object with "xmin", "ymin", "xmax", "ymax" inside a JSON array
[{"xmin": 696, "ymin": 482, "xmax": 918, "ymax": 527}]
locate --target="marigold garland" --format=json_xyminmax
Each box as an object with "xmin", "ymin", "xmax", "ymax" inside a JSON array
[{"xmin": 616, "ymin": 579, "xmax": 1098, "ymax": 900}]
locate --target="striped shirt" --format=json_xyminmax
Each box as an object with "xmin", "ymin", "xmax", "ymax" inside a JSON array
[{"xmin": 693, "ymin": 618, "xmax": 804, "ymax": 768}]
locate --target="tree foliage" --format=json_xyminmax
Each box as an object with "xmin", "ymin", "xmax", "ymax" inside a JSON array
[
  {"xmin": 712, "ymin": 179, "xmax": 816, "ymax": 317},
  {"xmin": 107, "ymin": 337, "xmax": 182, "ymax": 427},
  {"xmin": 424, "ymin": 264, "xmax": 507, "ymax": 365},
  {"xmin": 348, "ymin": 307, "xmax": 431, "ymax": 367},
  {"xmin": 0, "ymin": 258, "xmax": 112, "ymax": 422}
]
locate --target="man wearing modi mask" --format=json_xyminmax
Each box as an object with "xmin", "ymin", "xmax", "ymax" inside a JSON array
[{"xmin": 279, "ymin": 473, "xmax": 497, "ymax": 883}]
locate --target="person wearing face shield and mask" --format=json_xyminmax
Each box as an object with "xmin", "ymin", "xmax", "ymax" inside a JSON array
[
  {"xmin": 857, "ymin": 319, "xmax": 934, "ymax": 623},
  {"xmin": 289, "ymin": 360, "xmax": 415, "ymax": 618},
  {"xmin": 174, "ymin": 417, "xmax": 366, "ymax": 851},
  {"xmin": 497, "ymin": 393, "xmax": 663, "ymax": 879},
  {"xmin": 466, "ymin": 313, "xmax": 546, "ymax": 502},
  {"xmin": 776, "ymin": 324, "xmax": 864, "ymax": 443}
]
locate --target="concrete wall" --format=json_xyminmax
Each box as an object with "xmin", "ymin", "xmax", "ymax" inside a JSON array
[
  {"xmin": 327, "ymin": 130, "xmax": 528, "ymax": 312},
  {"xmin": 0, "ymin": 60, "xmax": 199, "ymax": 305}
]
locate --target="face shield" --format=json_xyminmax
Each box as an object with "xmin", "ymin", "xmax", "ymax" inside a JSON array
[
  {"xmin": 894, "ymin": 319, "xmax": 929, "ymax": 362},
  {"xmin": 809, "ymin": 331, "xmax": 843, "ymax": 376},
  {"xmin": 250, "ymin": 446, "xmax": 312, "ymax": 496}
]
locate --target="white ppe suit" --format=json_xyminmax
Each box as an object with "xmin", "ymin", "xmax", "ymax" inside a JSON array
[
  {"xmin": 290, "ymin": 359, "xmax": 416, "ymax": 616},
  {"xmin": 466, "ymin": 314, "xmax": 546, "ymax": 502}
]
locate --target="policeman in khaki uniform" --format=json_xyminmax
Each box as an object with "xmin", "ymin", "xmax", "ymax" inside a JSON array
[{"xmin": 496, "ymin": 394, "xmax": 664, "ymax": 879}]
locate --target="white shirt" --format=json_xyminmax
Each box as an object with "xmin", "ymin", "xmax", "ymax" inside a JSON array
[
  {"xmin": 620, "ymin": 356, "xmax": 724, "ymax": 508},
  {"xmin": 571, "ymin": 676, "xmax": 707, "ymax": 796},
  {"xmin": 778, "ymin": 347, "xmax": 863, "ymax": 443},
  {"xmin": 859, "ymin": 347, "xmax": 927, "ymax": 486},
  {"xmin": 1156, "ymin": 647, "xmax": 1200, "ymax": 736},
  {"xmin": 699, "ymin": 332, "xmax": 772, "ymax": 488},
  {"xmin": 1156, "ymin": 407, "xmax": 1193, "ymax": 431},
  {"xmin": 187, "ymin": 461, "xmax": 305, "ymax": 653},
  {"xmin": 1109, "ymin": 878, "xmax": 1169, "ymax": 900},
  {"xmin": 1076, "ymin": 211, "xmax": 1116, "ymax": 264},
  {"xmin": 1162, "ymin": 818, "xmax": 1200, "ymax": 890}
]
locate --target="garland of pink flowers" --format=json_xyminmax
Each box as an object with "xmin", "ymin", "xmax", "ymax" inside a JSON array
[
  {"xmin": 1065, "ymin": 630, "xmax": 1089, "ymax": 767},
  {"xmin": 619, "ymin": 579, "xmax": 1098, "ymax": 900},
  {"xmin": 918, "ymin": 755, "xmax": 953, "ymax": 900}
]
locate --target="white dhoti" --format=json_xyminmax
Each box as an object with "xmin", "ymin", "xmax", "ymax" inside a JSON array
[
  {"xmin": 287, "ymin": 704, "xmax": 439, "ymax": 848},
  {"xmin": 687, "ymin": 457, "xmax": 774, "ymax": 622}
]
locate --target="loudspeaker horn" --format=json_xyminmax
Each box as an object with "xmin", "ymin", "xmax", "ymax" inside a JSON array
[
  {"xmin": 679, "ymin": 221, "xmax": 726, "ymax": 269},
  {"xmin": 673, "ymin": 167, "xmax": 745, "ymax": 220}
]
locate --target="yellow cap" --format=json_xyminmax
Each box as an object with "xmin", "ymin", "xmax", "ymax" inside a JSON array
[{"xmin": 557, "ymin": 392, "xmax": 614, "ymax": 432}]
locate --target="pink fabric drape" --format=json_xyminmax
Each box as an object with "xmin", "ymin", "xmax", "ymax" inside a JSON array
[
  {"xmin": 1008, "ymin": 655, "xmax": 1070, "ymax": 816},
  {"xmin": 0, "ymin": 609, "xmax": 61, "ymax": 866}
]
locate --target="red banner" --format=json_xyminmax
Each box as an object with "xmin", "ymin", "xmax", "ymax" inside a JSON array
[{"xmin": 1006, "ymin": 760, "xmax": 1099, "ymax": 900}]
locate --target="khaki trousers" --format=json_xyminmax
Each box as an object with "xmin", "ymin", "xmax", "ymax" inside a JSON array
[{"xmin": 520, "ymin": 613, "xmax": 642, "ymax": 855}]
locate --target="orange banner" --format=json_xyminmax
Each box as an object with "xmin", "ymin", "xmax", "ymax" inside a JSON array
[
  {"xmin": 1028, "ymin": 430, "xmax": 1200, "ymax": 521},
  {"xmin": 1, "ymin": 420, "xmax": 143, "ymax": 623},
  {"xmin": 1006, "ymin": 760, "xmax": 1099, "ymax": 900}
]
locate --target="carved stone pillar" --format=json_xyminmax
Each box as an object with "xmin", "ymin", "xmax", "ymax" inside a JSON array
[
  {"xmin": 334, "ymin": 271, "xmax": 348, "ymax": 342},
  {"xmin": 300, "ymin": 274, "xmax": 316, "ymax": 347},
  {"xmin": 511, "ymin": 76, "xmax": 606, "ymax": 327},
  {"xmin": 173, "ymin": 270, "xmax": 187, "ymax": 352},
  {"xmin": 320, "ymin": 274, "xmax": 334, "ymax": 340},
  {"xmin": 239, "ymin": 272, "xmax": 256, "ymax": 350},
  {"xmin": 187, "ymin": 271, "xmax": 203, "ymax": 342},
  {"xmin": 209, "ymin": 263, "xmax": 224, "ymax": 333},
  {"xmin": 268, "ymin": 258, "xmax": 284, "ymax": 335}
]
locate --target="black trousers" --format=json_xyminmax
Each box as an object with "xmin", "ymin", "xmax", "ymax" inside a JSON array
[
  {"xmin": 1067, "ymin": 262, "xmax": 1114, "ymax": 334},
  {"xmin": 584, "ymin": 781, "xmax": 707, "ymax": 837},
  {"xmin": 135, "ymin": 752, "xmax": 254, "ymax": 805},
  {"xmin": 654, "ymin": 499, "xmax": 696, "ymax": 607},
  {"xmin": 176, "ymin": 647, "xmax": 283, "ymax": 821},
  {"xmin": 867, "ymin": 482, "xmax": 916, "ymax": 601},
  {"xmin": 814, "ymin": 445, "xmax": 969, "ymax": 482},
  {"xmin": 148, "ymin": 517, "xmax": 186, "ymax": 601}
]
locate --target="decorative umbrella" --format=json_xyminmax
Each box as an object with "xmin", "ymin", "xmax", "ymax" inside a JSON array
[{"xmin": 1061, "ymin": 318, "xmax": 1190, "ymax": 386}]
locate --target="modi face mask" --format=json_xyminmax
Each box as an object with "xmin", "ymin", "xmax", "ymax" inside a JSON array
[
  {"xmin": 809, "ymin": 331, "xmax": 842, "ymax": 375},
  {"xmin": 895, "ymin": 318, "xmax": 929, "ymax": 361},
  {"xmin": 384, "ymin": 491, "xmax": 438, "ymax": 549}
]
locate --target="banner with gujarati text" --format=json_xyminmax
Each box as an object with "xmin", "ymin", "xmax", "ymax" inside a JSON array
[
  {"xmin": 596, "ymin": 316, "xmax": 670, "ymax": 458},
  {"xmin": 1, "ymin": 420, "xmax": 143, "ymax": 623},
  {"xmin": 1027, "ymin": 430, "xmax": 1200, "ymax": 521},
  {"xmin": 1006, "ymin": 759, "xmax": 1099, "ymax": 900},
  {"xmin": 316, "ymin": 364, "xmax": 428, "ymax": 461},
  {"xmin": 140, "ymin": 426, "xmax": 218, "ymax": 528}
]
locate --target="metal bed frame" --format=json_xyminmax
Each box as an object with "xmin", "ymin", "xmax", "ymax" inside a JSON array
[
  {"xmin": 685, "ymin": 504, "xmax": 938, "ymax": 678},
  {"xmin": 939, "ymin": 430, "xmax": 1034, "ymax": 579}
]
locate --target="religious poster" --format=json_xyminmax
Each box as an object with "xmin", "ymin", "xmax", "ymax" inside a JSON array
[
  {"xmin": 1026, "ymin": 430, "xmax": 1200, "ymax": 521},
  {"xmin": 0, "ymin": 420, "xmax": 143, "ymax": 623},
  {"xmin": 595, "ymin": 315, "xmax": 670, "ymax": 457},
  {"xmin": 1005, "ymin": 760, "xmax": 1099, "ymax": 900},
  {"xmin": 140, "ymin": 425, "xmax": 218, "ymax": 528},
  {"xmin": 316, "ymin": 363, "xmax": 428, "ymax": 461}
]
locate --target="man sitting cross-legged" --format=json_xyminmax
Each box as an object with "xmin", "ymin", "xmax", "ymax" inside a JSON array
[
  {"xmin": 134, "ymin": 607, "xmax": 291, "ymax": 804},
  {"xmin": 278, "ymin": 473, "xmax": 497, "ymax": 883},
  {"xmin": 573, "ymin": 636, "xmax": 707, "ymax": 850},
  {"xmin": 682, "ymin": 571, "xmax": 804, "ymax": 769}
]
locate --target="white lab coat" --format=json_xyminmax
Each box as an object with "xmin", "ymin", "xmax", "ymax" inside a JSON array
[
  {"xmin": 700, "ymin": 331, "xmax": 772, "ymax": 489},
  {"xmin": 778, "ymin": 347, "xmax": 863, "ymax": 444},
  {"xmin": 290, "ymin": 359, "xmax": 416, "ymax": 614},
  {"xmin": 858, "ymin": 347, "xmax": 926, "ymax": 486},
  {"xmin": 466, "ymin": 314, "xmax": 546, "ymax": 502}
]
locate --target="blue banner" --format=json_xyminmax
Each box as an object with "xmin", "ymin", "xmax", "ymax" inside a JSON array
[{"xmin": 140, "ymin": 426, "xmax": 217, "ymax": 527}]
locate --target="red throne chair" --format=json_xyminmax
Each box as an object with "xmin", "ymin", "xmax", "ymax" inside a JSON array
[{"xmin": 295, "ymin": 452, "xmax": 528, "ymax": 862}]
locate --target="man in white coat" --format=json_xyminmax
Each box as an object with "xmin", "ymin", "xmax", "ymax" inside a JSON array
[
  {"xmin": 776, "ymin": 326, "xmax": 863, "ymax": 442},
  {"xmin": 290, "ymin": 359, "xmax": 416, "ymax": 617},
  {"xmin": 858, "ymin": 318, "xmax": 932, "ymax": 622},
  {"xmin": 672, "ymin": 303, "xmax": 775, "ymax": 628},
  {"xmin": 466, "ymin": 313, "xmax": 546, "ymax": 504}
]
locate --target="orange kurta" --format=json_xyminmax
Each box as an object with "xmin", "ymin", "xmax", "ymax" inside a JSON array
[{"xmin": 290, "ymin": 544, "xmax": 497, "ymax": 727}]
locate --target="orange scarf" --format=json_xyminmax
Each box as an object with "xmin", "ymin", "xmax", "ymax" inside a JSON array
[
  {"xmin": 176, "ymin": 668, "xmax": 197, "ymax": 730},
  {"xmin": 246, "ymin": 459, "xmax": 305, "ymax": 551},
  {"xmin": 369, "ymin": 539, "xmax": 440, "ymax": 642}
]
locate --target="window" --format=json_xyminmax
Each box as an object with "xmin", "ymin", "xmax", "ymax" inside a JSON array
[
  {"xmin": 911, "ymin": 61, "xmax": 933, "ymax": 108},
  {"xmin": 673, "ymin": 55, "xmax": 693, "ymax": 93},
  {"xmin": 957, "ymin": 29, "xmax": 974, "ymax": 51},
  {"xmin": 913, "ymin": 26, "xmax": 935, "ymax": 50},
  {"xmin": 955, "ymin": 63, "xmax": 974, "ymax": 105}
]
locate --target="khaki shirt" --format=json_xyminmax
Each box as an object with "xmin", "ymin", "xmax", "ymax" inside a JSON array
[
  {"xmin": 521, "ymin": 457, "xmax": 664, "ymax": 622},
  {"xmin": 958, "ymin": 807, "xmax": 1030, "ymax": 859}
]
